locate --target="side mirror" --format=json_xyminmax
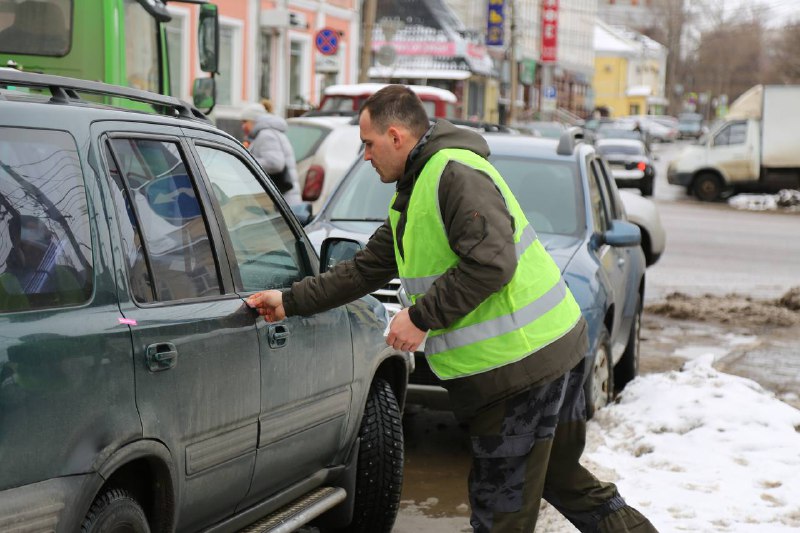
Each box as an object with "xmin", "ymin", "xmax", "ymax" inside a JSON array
[
  {"xmin": 289, "ymin": 202, "xmax": 313, "ymax": 226},
  {"xmin": 320, "ymin": 238, "xmax": 363, "ymax": 273},
  {"xmin": 198, "ymin": 4, "xmax": 219, "ymax": 73},
  {"xmin": 604, "ymin": 220, "xmax": 641, "ymax": 247},
  {"xmin": 192, "ymin": 77, "xmax": 216, "ymax": 114}
]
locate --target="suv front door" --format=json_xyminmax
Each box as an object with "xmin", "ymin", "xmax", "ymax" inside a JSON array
[
  {"xmin": 97, "ymin": 124, "xmax": 260, "ymax": 531},
  {"xmin": 184, "ymin": 129, "xmax": 354, "ymax": 506}
]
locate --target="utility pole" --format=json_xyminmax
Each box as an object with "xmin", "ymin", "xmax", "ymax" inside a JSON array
[
  {"xmin": 359, "ymin": 0, "xmax": 377, "ymax": 83},
  {"xmin": 508, "ymin": 0, "xmax": 518, "ymax": 124}
]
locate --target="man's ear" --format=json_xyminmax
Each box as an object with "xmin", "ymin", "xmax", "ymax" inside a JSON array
[{"xmin": 386, "ymin": 125, "xmax": 405, "ymax": 148}]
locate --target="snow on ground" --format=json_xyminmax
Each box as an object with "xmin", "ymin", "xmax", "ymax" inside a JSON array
[
  {"xmin": 728, "ymin": 190, "xmax": 800, "ymax": 212},
  {"xmin": 579, "ymin": 356, "xmax": 800, "ymax": 532}
]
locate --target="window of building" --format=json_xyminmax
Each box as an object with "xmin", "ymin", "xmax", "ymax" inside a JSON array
[
  {"xmin": 107, "ymin": 139, "xmax": 221, "ymax": 302},
  {"xmin": 259, "ymin": 29, "xmax": 273, "ymax": 100},
  {"xmin": 0, "ymin": 127, "xmax": 93, "ymax": 312},
  {"xmin": 217, "ymin": 20, "xmax": 243, "ymax": 105},
  {"xmin": 289, "ymin": 38, "xmax": 308, "ymax": 108}
]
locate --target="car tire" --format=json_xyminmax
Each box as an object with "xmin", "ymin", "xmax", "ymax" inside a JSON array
[
  {"xmin": 81, "ymin": 489, "xmax": 150, "ymax": 533},
  {"xmin": 585, "ymin": 327, "xmax": 613, "ymax": 420},
  {"xmin": 346, "ymin": 378, "xmax": 404, "ymax": 533},
  {"xmin": 693, "ymin": 172, "xmax": 723, "ymax": 202},
  {"xmin": 640, "ymin": 177, "xmax": 654, "ymax": 197},
  {"xmin": 615, "ymin": 295, "xmax": 642, "ymax": 391}
]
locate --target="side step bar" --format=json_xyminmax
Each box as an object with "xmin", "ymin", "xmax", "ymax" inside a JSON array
[{"xmin": 238, "ymin": 487, "xmax": 346, "ymax": 533}]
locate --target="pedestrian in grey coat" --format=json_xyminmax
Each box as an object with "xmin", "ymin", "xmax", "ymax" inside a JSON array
[{"xmin": 241, "ymin": 101, "xmax": 302, "ymax": 205}]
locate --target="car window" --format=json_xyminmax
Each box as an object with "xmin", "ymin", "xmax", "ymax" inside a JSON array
[
  {"xmin": 587, "ymin": 159, "xmax": 610, "ymax": 234},
  {"xmin": 285, "ymin": 123, "xmax": 330, "ymax": 161},
  {"xmin": 713, "ymin": 122, "xmax": 747, "ymax": 147},
  {"xmin": 593, "ymin": 159, "xmax": 622, "ymax": 219},
  {"xmin": 0, "ymin": 127, "xmax": 93, "ymax": 312},
  {"xmin": 195, "ymin": 145, "xmax": 307, "ymax": 291},
  {"xmin": 0, "ymin": 0, "xmax": 73, "ymax": 57},
  {"xmin": 598, "ymin": 159, "xmax": 625, "ymax": 219},
  {"xmin": 108, "ymin": 138, "xmax": 222, "ymax": 302},
  {"xmin": 489, "ymin": 156, "xmax": 584, "ymax": 236}
]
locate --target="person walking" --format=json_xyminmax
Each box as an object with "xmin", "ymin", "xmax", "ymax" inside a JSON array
[
  {"xmin": 246, "ymin": 85, "xmax": 657, "ymax": 533},
  {"xmin": 240, "ymin": 100, "xmax": 302, "ymax": 205}
]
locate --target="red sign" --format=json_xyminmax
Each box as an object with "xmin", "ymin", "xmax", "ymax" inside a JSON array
[{"xmin": 541, "ymin": 0, "xmax": 559, "ymax": 63}]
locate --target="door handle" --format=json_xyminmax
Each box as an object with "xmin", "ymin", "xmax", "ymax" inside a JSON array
[
  {"xmin": 268, "ymin": 324, "xmax": 290, "ymax": 349},
  {"xmin": 146, "ymin": 342, "xmax": 178, "ymax": 372}
]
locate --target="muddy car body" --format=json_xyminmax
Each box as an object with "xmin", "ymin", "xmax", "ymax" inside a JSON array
[{"xmin": 0, "ymin": 71, "xmax": 410, "ymax": 533}]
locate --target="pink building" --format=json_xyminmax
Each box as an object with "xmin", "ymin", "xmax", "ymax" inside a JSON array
[{"xmin": 166, "ymin": 0, "xmax": 360, "ymax": 119}]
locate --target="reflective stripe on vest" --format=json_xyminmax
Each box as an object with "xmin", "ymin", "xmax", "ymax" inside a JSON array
[
  {"xmin": 390, "ymin": 147, "xmax": 581, "ymax": 380},
  {"xmin": 401, "ymin": 223, "xmax": 538, "ymax": 295}
]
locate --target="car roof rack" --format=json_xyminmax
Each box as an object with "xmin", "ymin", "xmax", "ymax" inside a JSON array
[
  {"xmin": 0, "ymin": 69, "xmax": 208, "ymax": 122},
  {"xmin": 556, "ymin": 126, "xmax": 585, "ymax": 155}
]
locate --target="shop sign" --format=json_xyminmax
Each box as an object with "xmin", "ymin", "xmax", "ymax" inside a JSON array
[
  {"xmin": 541, "ymin": 0, "xmax": 558, "ymax": 63},
  {"xmin": 487, "ymin": 0, "xmax": 505, "ymax": 47}
]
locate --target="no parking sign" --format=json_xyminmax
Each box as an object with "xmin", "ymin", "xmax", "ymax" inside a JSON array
[{"xmin": 315, "ymin": 27, "xmax": 339, "ymax": 56}]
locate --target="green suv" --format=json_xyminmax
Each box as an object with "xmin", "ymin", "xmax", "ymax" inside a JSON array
[{"xmin": 0, "ymin": 70, "xmax": 409, "ymax": 533}]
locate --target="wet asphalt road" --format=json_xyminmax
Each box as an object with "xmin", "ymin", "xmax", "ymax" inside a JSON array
[{"xmin": 393, "ymin": 141, "xmax": 800, "ymax": 532}]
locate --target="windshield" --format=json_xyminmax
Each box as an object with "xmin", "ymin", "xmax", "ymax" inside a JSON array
[
  {"xmin": 124, "ymin": 0, "xmax": 160, "ymax": 93},
  {"xmin": 329, "ymin": 161, "xmax": 393, "ymax": 221},
  {"xmin": 329, "ymin": 155, "xmax": 584, "ymax": 236},
  {"xmin": 0, "ymin": 0, "xmax": 73, "ymax": 56}
]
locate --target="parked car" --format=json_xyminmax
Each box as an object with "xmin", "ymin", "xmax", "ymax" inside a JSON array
[
  {"xmin": 620, "ymin": 116, "xmax": 678, "ymax": 143},
  {"xmin": 515, "ymin": 120, "xmax": 567, "ymax": 139},
  {"xmin": 595, "ymin": 138, "xmax": 657, "ymax": 196},
  {"xmin": 305, "ymin": 130, "xmax": 646, "ymax": 418},
  {"xmin": 677, "ymin": 112, "xmax": 705, "ymax": 140},
  {"xmin": 308, "ymin": 83, "xmax": 458, "ymax": 119},
  {"xmin": 285, "ymin": 115, "xmax": 362, "ymax": 213},
  {"xmin": 0, "ymin": 70, "xmax": 411, "ymax": 533},
  {"xmin": 617, "ymin": 190, "xmax": 666, "ymax": 267}
]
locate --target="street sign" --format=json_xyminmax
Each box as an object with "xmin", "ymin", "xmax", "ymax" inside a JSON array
[
  {"xmin": 543, "ymin": 86, "xmax": 557, "ymax": 99},
  {"xmin": 376, "ymin": 44, "xmax": 396, "ymax": 66},
  {"xmin": 315, "ymin": 27, "xmax": 339, "ymax": 56},
  {"xmin": 541, "ymin": 0, "xmax": 559, "ymax": 63}
]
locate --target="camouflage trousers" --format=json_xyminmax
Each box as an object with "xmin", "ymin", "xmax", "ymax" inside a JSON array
[{"xmin": 464, "ymin": 360, "xmax": 658, "ymax": 533}]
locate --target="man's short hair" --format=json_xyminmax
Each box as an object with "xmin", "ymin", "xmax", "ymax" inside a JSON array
[{"xmin": 360, "ymin": 85, "xmax": 430, "ymax": 138}]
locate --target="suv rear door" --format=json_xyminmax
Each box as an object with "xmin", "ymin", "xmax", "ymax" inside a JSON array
[
  {"xmin": 95, "ymin": 122, "xmax": 260, "ymax": 531},
  {"xmin": 182, "ymin": 127, "xmax": 354, "ymax": 506}
]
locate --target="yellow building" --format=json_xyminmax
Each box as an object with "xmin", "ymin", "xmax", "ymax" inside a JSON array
[{"xmin": 592, "ymin": 20, "xmax": 667, "ymax": 117}]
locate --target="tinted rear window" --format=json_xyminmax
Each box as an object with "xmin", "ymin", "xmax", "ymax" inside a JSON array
[
  {"xmin": 0, "ymin": 127, "xmax": 93, "ymax": 312},
  {"xmin": 0, "ymin": 0, "xmax": 73, "ymax": 56},
  {"xmin": 286, "ymin": 123, "xmax": 330, "ymax": 161},
  {"xmin": 597, "ymin": 144, "xmax": 644, "ymax": 156}
]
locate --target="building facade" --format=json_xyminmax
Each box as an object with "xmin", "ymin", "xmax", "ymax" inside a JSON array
[
  {"xmin": 167, "ymin": 0, "xmax": 361, "ymax": 120},
  {"xmin": 593, "ymin": 19, "xmax": 667, "ymax": 117}
]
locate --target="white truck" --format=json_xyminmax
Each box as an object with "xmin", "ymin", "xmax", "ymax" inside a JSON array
[{"xmin": 667, "ymin": 85, "xmax": 800, "ymax": 201}]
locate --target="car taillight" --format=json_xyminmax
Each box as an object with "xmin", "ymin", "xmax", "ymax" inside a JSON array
[
  {"xmin": 636, "ymin": 161, "xmax": 647, "ymax": 171},
  {"xmin": 302, "ymin": 165, "xmax": 324, "ymax": 201}
]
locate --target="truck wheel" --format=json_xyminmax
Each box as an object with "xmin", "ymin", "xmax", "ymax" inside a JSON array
[
  {"xmin": 347, "ymin": 379, "xmax": 404, "ymax": 533},
  {"xmin": 585, "ymin": 328, "xmax": 613, "ymax": 420},
  {"xmin": 693, "ymin": 172, "xmax": 723, "ymax": 202},
  {"xmin": 615, "ymin": 295, "xmax": 642, "ymax": 391},
  {"xmin": 640, "ymin": 177, "xmax": 654, "ymax": 197},
  {"xmin": 81, "ymin": 489, "xmax": 150, "ymax": 533}
]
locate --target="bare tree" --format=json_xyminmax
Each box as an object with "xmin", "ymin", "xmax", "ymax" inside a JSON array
[{"xmin": 764, "ymin": 21, "xmax": 800, "ymax": 84}]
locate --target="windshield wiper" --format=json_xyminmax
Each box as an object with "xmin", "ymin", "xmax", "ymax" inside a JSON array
[{"xmin": 329, "ymin": 217, "xmax": 385, "ymax": 222}]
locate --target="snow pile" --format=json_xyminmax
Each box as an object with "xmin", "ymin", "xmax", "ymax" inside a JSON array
[
  {"xmin": 587, "ymin": 357, "xmax": 800, "ymax": 532},
  {"xmin": 729, "ymin": 189, "xmax": 800, "ymax": 212}
]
